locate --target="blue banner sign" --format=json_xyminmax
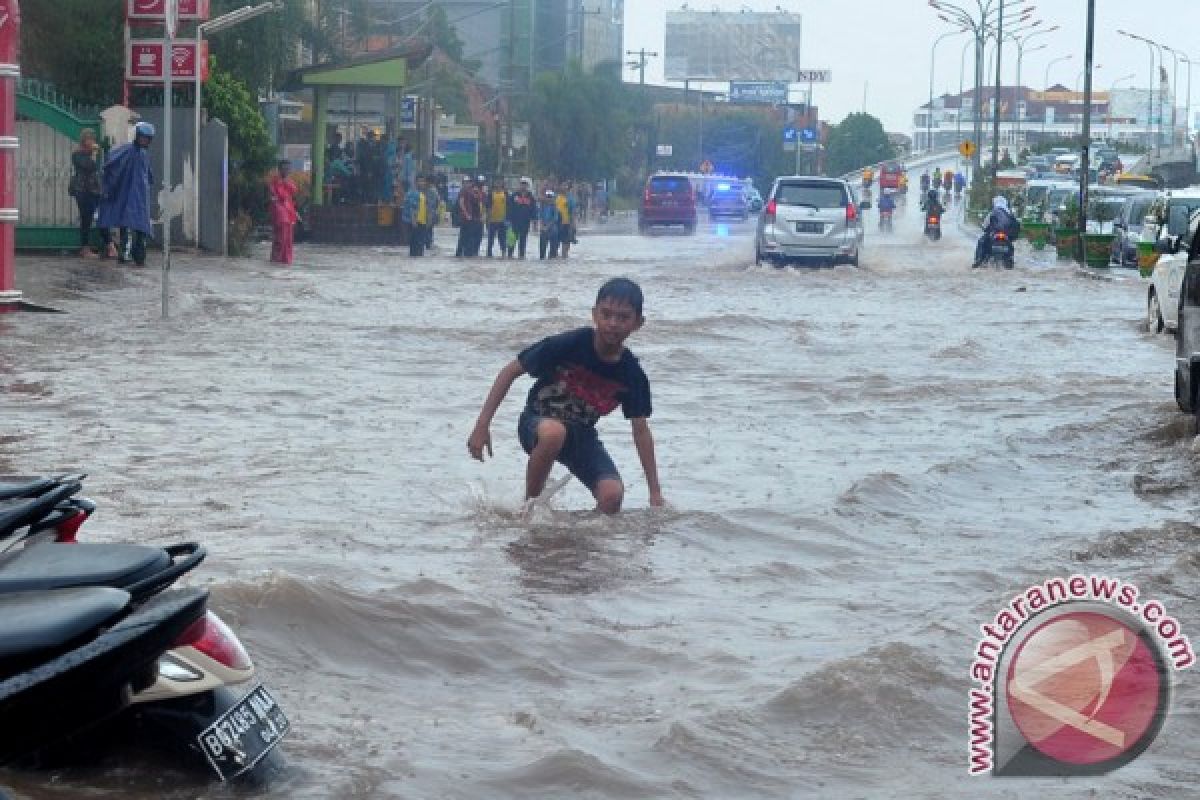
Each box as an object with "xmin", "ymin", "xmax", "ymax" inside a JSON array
[
  {"xmin": 400, "ymin": 96, "xmax": 418, "ymax": 130},
  {"xmin": 730, "ymin": 81, "xmax": 789, "ymax": 105}
]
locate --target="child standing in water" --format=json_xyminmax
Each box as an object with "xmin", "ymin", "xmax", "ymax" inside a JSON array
[{"xmin": 467, "ymin": 278, "xmax": 665, "ymax": 513}]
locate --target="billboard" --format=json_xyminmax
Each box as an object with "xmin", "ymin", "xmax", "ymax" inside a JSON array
[{"xmin": 664, "ymin": 11, "xmax": 802, "ymax": 82}]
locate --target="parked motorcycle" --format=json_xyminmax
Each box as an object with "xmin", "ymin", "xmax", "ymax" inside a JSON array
[
  {"xmin": 0, "ymin": 479, "xmax": 289, "ymax": 783},
  {"xmin": 0, "ymin": 584, "xmax": 209, "ymax": 765}
]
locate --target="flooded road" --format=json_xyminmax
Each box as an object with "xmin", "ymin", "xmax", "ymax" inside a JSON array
[{"xmin": 1, "ymin": 195, "xmax": 1197, "ymax": 799}]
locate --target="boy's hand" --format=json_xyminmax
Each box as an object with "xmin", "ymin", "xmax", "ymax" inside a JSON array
[{"xmin": 467, "ymin": 425, "xmax": 493, "ymax": 461}]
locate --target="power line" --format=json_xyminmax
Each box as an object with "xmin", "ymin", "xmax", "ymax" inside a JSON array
[{"xmin": 625, "ymin": 48, "xmax": 659, "ymax": 85}]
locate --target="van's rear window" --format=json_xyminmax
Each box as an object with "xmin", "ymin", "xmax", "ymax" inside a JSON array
[
  {"xmin": 775, "ymin": 183, "xmax": 846, "ymax": 208},
  {"xmin": 650, "ymin": 177, "xmax": 691, "ymax": 192}
]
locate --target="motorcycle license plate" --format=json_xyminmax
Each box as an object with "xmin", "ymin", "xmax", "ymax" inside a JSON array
[
  {"xmin": 197, "ymin": 684, "xmax": 290, "ymax": 781},
  {"xmin": 795, "ymin": 221, "xmax": 823, "ymax": 233}
]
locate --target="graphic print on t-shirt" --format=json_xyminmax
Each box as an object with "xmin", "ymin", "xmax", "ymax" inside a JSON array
[{"xmin": 532, "ymin": 364, "xmax": 624, "ymax": 426}]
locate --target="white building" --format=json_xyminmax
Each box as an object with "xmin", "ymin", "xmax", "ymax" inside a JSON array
[{"xmin": 913, "ymin": 84, "xmax": 1184, "ymax": 152}]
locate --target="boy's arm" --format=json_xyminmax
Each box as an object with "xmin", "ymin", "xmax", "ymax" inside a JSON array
[
  {"xmin": 468, "ymin": 359, "xmax": 526, "ymax": 461},
  {"xmin": 630, "ymin": 417, "xmax": 665, "ymax": 507}
]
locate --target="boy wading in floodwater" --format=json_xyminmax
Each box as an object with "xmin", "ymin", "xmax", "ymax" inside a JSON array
[{"xmin": 468, "ymin": 278, "xmax": 665, "ymax": 513}]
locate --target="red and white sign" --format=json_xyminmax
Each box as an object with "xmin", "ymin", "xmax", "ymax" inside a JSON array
[
  {"xmin": 126, "ymin": 0, "xmax": 210, "ymax": 23},
  {"xmin": 127, "ymin": 40, "xmax": 210, "ymax": 82}
]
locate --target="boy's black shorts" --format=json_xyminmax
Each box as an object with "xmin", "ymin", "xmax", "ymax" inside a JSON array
[{"xmin": 518, "ymin": 411, "xmax": 620, "ymax": 492}]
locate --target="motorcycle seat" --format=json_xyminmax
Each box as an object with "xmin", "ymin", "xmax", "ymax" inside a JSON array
[
  {"xmin": 0, "ymin": 483, "xmax": 83, "ymax": 539},
  {"xmin": 0, "ymin": 477, "xmax": 58, "ymax": 501},
  {"xmin": 0, "ymin": 542, "xmax": 171, "ymax": 593},
  {"xmin": 0, "ymin": 587, "xmax": 130, "ymax": 671}
]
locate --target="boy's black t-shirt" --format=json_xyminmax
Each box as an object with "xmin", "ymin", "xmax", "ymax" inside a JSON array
[{"xmin": 518, "ymin": 327, "xmax": 651, "ymax": 427}]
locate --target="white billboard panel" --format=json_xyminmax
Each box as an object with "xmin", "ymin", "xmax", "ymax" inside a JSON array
[{"xmin": 664, "ymin": 11, "xmax": 802, "ymax": 82}]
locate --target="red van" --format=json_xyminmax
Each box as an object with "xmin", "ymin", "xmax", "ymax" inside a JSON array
[
  {"xmin": 639, "ymin": 174, "xmax": 697, "ymax": 234},
  {"xmin": 879, "ymin": 162, "xmax": 905, "ymax": 191}
]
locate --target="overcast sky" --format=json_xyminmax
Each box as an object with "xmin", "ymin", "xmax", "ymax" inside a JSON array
[{"xmin": 622, "ymin": 0, "xmax": 1199, "ymax": 134}]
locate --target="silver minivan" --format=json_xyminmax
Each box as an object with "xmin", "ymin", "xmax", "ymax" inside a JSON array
[{"xmin": 755, "ymin": 176, "xmax": 864, "ymax": 266}]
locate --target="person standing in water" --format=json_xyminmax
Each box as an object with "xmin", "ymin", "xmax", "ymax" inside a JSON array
[
  {"xmin": 467, "ymin": 277, "xmax": 665, "ymax": 513},
  {"xmin": 98, "ymin": 121, "xmax": 155, "ymax": 266},
  {"xmin": 69, "ymin": 128, "xmax": 103, "ymax": 259},
  {"xmin": 268, "ymin": 160, "xmax": 299, "ymax": 265}
]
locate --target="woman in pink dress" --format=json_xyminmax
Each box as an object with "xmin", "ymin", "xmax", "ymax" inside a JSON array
[{"xmin": 268, "ymin": 160, "xmax": 299, "ymax": 265}]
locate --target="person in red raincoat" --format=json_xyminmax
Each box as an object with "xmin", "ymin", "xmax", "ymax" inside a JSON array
[{"xmin": 269, "ymin": 160, "xmax": 299, "ymax": 265}]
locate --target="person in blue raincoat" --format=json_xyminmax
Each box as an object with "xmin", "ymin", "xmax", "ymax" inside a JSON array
[{"xmin": 98, "ymin": 121, "xmax": 155, "ymax": 265}]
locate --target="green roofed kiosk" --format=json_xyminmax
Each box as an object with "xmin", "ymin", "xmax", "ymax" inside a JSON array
[{"xmin": 287, "ymin": 42, "xmax": 431, "ymax": 244}]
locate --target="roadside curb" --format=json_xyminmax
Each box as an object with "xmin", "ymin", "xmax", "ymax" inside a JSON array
[{"xmin": 1074, "ymin": 265, "xmax": 1117, "ymax": 282}]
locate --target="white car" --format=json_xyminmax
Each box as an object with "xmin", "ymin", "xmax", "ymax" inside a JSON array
[{"xmin": 1147, "ymin": 188, "xmax": 1200, "ymax": 333}]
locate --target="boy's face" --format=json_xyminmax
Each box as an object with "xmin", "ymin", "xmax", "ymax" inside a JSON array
[{"xmin": 592, "ymin": 298, "xmax": 643, "ymax": 348}]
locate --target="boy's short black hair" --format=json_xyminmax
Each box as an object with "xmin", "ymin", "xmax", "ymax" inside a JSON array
[{"xmin": 595, "ymin": 278, "xmax": 643, "ymax": 316}]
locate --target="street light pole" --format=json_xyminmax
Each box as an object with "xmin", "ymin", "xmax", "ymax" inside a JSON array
[
  {"xmin": 1119, "ymin": 32, "xmax": 1157, "ymax": 148},
  {"xmin": 932, "ymin": 0, "xmax": 1033, "ymax": 175},
  {"xmin": 1163, "ymin": 44, "xmax": 1181, "ymax": 145},
  {"xmin": 1181, "ymin": 53, "xmax": 1194, "ymax": 139},
  {"xmin": 1124, "ymin": 33, "xmax": 1165, "ymax": 147},
  {"xmin": 1043, "ymin": 54, "xmax": 1072, "ymax": 141},
  {"xmin": 1010, "ymin": 24, "xmax": 1057, "ymax": 149},
  {"xmin": 193, "ymin": 2, "xmax": 282, "ymax": 254},
  {"xmin": 929, "ymin": 30, "xmax": 964, "ymax": 154},
  {"xmin": 990, "ymin": 0, "xmax": 1004, "ymax": 173},
  {"xmin": 1074, "ymin": 65, "xmax": 1102, "ymax": 139},
  {"xmin": 1014, "ymin": 42, "xmax": 1048, "ymax": 149},
  {"xmin": 1108, "ymin": 73, "xmax": 1135, "ymax": 141},
  {"xmin": 932, "ymin": 1, "xmax": 992, "ymax": 176},
  {"xmin": 958, "ymin": 38, "xmax": 972, "ymax": 141}
]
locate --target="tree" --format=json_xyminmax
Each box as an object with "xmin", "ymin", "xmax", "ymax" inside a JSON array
[
  {"xmin": 21, "ymin": 0, "xmax": 124, "ymax": 105},
  {"xmin": 652, "ymin": 108, "xmax": 793, "ymax": 194},
  {"xmin": 824, "ymin": 112, "xmax": 894, "ymax": 177},
  {"xmin": 424, "ymin": 4, "xmax": 480, "ymax": 73},
  {"xmin": 205, "ymin": 0, "xmax": 317, "ymax": 95},
  {"xmin": 203, "ymin": 64, "xmax": 275, "ymax": 219},
  {"xmin": 525, "ymin": 62, "xmax": 644, "ymax": 181}
]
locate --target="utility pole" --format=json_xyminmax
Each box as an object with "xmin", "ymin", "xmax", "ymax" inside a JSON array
[
  {"xmin": 1077, "ymin": 0, "xmax": 1095, "ymax": 266},
  {"xmin": 990, "ymin": 0, "xmax": 1003, "ymax": 177},
  {"xmin": 625, "ymin": 48, "xmax": 658, "ymax": 85},
  {"xmin": 502, "ymin": 0, "xmax": 516, "ymax": 177}
]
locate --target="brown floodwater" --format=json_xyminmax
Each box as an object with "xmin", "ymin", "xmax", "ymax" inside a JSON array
[{"xmin": 0, "ymin": 197, "xmax": 1197, "ymax": 798}]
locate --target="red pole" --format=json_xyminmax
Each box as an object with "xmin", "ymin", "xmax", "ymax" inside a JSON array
[{"xmin": 0, "ymin": 0, "xmax": 21, "ymax": 310}]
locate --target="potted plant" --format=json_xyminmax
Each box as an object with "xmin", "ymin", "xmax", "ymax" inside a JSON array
[
  {"xmin": 1083, "ymin": 197, "xmax": 1121, "ymax": 267},
  {"xmin": 1023, "ymin": 203, "xmax": 1050, "ymax": 250},
  {"xmin": 1054, "ymin": 198, "xmax": 1081, "ymax": 260},
  {"xmin": 1137, "ymin": 200, "xmax": 1168, "ymax": 276}
]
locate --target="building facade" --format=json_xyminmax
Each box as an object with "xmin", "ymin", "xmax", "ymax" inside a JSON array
[
  {"xmin": 913, "ymin": 84, "xmax": 1184, "ymax": 152},
  {"xmin": 368, "ymin": 0, "xmax": 624, "ymax": 91}
]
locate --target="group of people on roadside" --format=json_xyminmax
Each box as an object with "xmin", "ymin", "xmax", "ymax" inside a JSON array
[
  {"xmin": 324, "ymin": 129, "xmax": 415, "ymax": 205},
  {"xmin": 449, "ymin": 175, "xmax": 579, "ymax": 261},
  {"xmin": 919, "ymin": 167, "xmax": 967, "ymax": 203},
  {"xmin": 69, "ymin": 122, "xmax": 157, "ymax": 266}
]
